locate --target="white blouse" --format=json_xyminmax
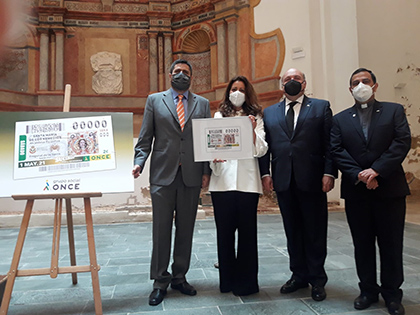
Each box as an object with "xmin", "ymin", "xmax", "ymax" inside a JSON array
[{"xmin": 209, "ymin": 111, "xmax": 268, "ymax": 194}]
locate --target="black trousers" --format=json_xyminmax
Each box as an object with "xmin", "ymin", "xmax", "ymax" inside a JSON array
[
  {"xmin": 275, "ymin": 177, "xmax": 328, "ymax": 287},
  {"xmin": 211, "ymin": 191, "xmax": 259, "ymax": 295},
  {"xmin": 345, "ymin": 196, "xmax": 406, "ymax": 303}
]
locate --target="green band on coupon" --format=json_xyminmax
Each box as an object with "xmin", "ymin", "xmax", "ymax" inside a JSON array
[{"xmin": 18, "ymin": 135, "xmax": 27, "ymax": 161}]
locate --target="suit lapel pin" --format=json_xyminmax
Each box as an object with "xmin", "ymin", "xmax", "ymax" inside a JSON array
[
  {"xmin": 376, "ymin": 110, "xmax": 380, "ymax": 112},
  {"xmin": 352, "ymin": 114, "xmax": 356, "ymax": 117}
]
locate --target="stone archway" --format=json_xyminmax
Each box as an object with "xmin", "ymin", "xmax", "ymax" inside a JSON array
[
  {"xmin": 180, "ymin": 29, "xmax": 211, "ymax": 93},
  {"xmin": 0, "ymin": 24, "xmax": 36, "ymax": 92}
]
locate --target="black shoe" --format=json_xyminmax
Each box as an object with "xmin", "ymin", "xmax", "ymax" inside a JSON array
[
  {"xmin": 280, "ymin": 279, "xmax": 308, "ymax": 294},
  {"xmin": 149, "ymin": 288, "xmax": 167, "ymax": 306},
  {"xmin": 171, "ymin": 281, "xmax": 197, "ymax": 296},
  {"xmin": 387, "ymin": 302, "xmax": 405, "ymax": 315},
  {"xmin": 311, "ymin": 286, "xmax": 326, "ymax": 301},
  {"xmin": 354, "ymin": 294, "xmax": 379, "ymax": 310}
]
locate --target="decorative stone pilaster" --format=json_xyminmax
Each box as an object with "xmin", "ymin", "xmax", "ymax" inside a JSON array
[
  {"xmin": 226, "ymin": 15, "xmax": 238, "ymax": 80},
  {"xmin": 214, "ymin": 19, "xmax": 227, "ymax": 84},
  {"xmin": 39, "ymin": 29, "xmax": 50, "ymax": 91},
  {"xmin": 148, "ymin": 32, "xmax": 158, "ymax": 92},
  {"xmin": 50, "ymin": 33, "xmax": 56, "ymax": 90},
  {"xmin": 158, "ymin": 35, "xmax": 164, "ymax": 91},
  {"xmin": 163, "ymin": 32, "xmax": 173, "ymax": 90},
  {"xmin": 54, "ymin": 29, "xmax": 65, "ymax": 90}
]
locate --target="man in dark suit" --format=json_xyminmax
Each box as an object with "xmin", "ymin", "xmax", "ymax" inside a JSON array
[
  {"xmin": 132, "ymin": 59, "xmax": 211, "ymax": 306},
  {"xmin": 331, "ymin": 68, "xmax": 411, "ymax": 315},
  {"xmin": 259, "ymin": 68, "xmax": 336, "ymax": 301}
]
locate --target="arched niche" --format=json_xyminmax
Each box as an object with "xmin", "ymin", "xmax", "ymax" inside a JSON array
[{"xmin": 174, "ymin": 23, "xmax": 216, "ymax": 93}]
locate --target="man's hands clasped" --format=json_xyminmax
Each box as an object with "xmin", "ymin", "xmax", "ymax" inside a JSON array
[{"xmin": 358, "ymin": 168, "xmax": 379, "ymax": 190}]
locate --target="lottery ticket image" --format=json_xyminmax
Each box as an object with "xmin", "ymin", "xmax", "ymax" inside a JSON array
[
  {"xmin": 14, "ymin": 116, "xmax": 116, "ymax": 179},
  {"xmin": 206, "ymin": 126, "xmax": 241, "ymax": 151}
]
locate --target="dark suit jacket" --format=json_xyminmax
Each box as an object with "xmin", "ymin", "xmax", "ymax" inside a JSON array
[
  {"xmin": 259, "ymin": 96, "xmax": 337, "ymax": 192},
  {"xmin": 134, "ymin": 89, "xmax": 211, "ymax": 187},
  {"xmin": 330, "ymin": 100, "xmax": 411, "ymax": 200}
]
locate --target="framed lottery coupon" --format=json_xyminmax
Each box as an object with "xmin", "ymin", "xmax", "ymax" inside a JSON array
[
  {"xmin": 14, "ymin": 115, "xmax": 115, "ymax": 179},
  {"xmin": 0, "ymin": 112, "xmax": 134, "ymax": 197},
  {"xmin": 192, "ymin": 116, "xmax": 254, "ymax": 161}
]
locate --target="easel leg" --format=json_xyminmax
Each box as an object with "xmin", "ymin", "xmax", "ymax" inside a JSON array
[
  {"xmin": 0, "ymin": 199, "xmax": 34, "ymax": 315},
  {"xmin": 83, "ymin": 197, "xmax": 103, "ymax": 315},
  {"xmin": 65, "ymin": 198, "xmax": 78, "ymax": 284},
  {"xmin": 50, "ymin": 199, "xmax": 62, "ymax": 279}
]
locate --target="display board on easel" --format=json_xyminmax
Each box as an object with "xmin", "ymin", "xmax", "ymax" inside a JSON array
[
  {"xmin": 0, "ymin": 87, "xmax": 134, "ymax": 197},
  {"xmin": 0, "ymin": 85, "xmax": 133, "ymax": 315}
]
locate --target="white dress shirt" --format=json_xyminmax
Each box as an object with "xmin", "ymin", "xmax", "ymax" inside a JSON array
[{"xmin": 209, "ymin": 111, "xmax": 268, "ymax": 194}]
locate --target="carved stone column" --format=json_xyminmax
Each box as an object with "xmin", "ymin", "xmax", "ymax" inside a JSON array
[
  {"xmin": 214, "ymin": 19, "xmax": 227, "ymax": 84},
  {"xmin": 158, "ymin": 35, "xmax": 164, "ymax": 91},
  {"xmin": 163, "ymin": 32, "xmax": 173, "ymax": 90},
  {"xmin": 54, "ymin": 29, "xmax": 65, "ymax": 90},
  {"xmin": 226, "ymin": 15, "xmax": 238, "ymax": 80},
  {"xmin": 50, "ymin": 33, "xmax": 56, "ymax": 90},
  {"xmin": 39, "ymin": 29, "xmax": 49, "ymax": 91},
  {"xmin": 148, "ymin": 32, "xmax": 158, "ymax": 93}
]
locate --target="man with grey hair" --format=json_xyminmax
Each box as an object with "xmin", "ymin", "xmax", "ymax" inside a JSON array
[{"xmin": 259, "ymin": 68, "xmax": 337, "ymax": 301}]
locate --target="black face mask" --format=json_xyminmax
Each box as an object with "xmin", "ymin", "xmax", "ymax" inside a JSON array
[
  {"xmin": 284, "ymin": 80, "xmax": 302, "ymax": 96},
  {"xmin": 171, "ymin": 72, "xmax": 191, "ymax": 92}
]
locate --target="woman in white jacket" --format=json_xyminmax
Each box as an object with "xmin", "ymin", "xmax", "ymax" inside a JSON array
[{"xmin": 209, "ymin": 76, "xmax": 268, "ymax": 296}]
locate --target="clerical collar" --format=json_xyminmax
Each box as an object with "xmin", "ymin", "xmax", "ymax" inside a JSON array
[{"xmin": 357, "ymin": 99, "xmax": 375, "ymax": 110}]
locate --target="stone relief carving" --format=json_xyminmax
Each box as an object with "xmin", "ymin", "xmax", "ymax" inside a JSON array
[
  {"xmin": 172, "ymin": 0, "xmax": 210, "ymax": 13},
  {"xmin": 90, "ymin": 51, "xmax": 123, "ymax": 95},
  {"xmin": 113, "ymin": 4, "xmax": 147, "ymax": 13},
  {"xmin": 65, "ymin": 2, "xmax": 103, "ymax": 12}
]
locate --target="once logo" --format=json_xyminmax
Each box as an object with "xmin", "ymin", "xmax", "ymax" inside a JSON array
[{"xmin": 53, "ymin": 183, "xmax": 80, "ymax": 191}]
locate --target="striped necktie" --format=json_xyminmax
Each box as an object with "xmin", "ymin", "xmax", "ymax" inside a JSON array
[{"xmin": 177, "ymin": 94, "xmax": 185, "ymax": 131}]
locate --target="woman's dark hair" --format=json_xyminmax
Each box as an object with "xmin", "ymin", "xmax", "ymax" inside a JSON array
[{"xmin": 218, "ymin": 76, "xmax": 262, "ymax": 117}]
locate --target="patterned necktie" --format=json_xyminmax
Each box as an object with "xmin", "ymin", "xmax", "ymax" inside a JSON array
[
  {"xmin": 177, "ymin": 94, "xmax": 185, "ymax": 131},
  {"xmin": 286, "ymin": 101, "xmax": 297, "ymax": 137}
]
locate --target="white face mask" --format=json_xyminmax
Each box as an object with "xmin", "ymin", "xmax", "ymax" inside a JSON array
[
  {"xmin": 229, "ymin": 90, "xmax": 246, "ymax": 108},
  {"xmin": 352, "ymin": 82, "xmax": 373, "ymax": 103}
]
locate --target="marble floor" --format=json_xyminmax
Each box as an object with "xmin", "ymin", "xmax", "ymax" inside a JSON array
[
  {"xmin": 1, "ymin": 200, "xmax": 420, "ymax": 315},
  {"xmin": 406, "ymin": 195, "xmax": 420, "ymax": 225}
]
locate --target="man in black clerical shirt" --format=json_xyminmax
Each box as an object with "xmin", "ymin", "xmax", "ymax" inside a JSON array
[{"xmin": 331, "ymin": 68, "xmax": 411, "ymax": 315}]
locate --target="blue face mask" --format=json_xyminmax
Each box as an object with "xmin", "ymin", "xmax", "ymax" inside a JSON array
[{"xmin": 171, "ymin": 72, "xmax": 191, "ymax": 92}]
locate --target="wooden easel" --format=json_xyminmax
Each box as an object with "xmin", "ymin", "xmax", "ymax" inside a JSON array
[
  {"xmin": 0, "ymin": 193, "xmax": 103, "ymax": 315},
  {"xmin": 0, "ymin": 85, "xmax": 104, "ymax": 315}
]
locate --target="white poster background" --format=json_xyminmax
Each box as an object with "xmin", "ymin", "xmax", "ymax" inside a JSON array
[{"xmin": 192, "ymin": 116, "xmax": 254, "ymax": 161}]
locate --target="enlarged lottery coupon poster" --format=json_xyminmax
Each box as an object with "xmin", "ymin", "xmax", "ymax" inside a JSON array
[
  {"xmin": 192, "ymin": 116, "xmax": 253, "ymax": 161},
  {"xmin": 0, "ymin": 112, "xmax": 134, "ymax": 197},
  {"xmin": 14, "ymin": 116, "xmax": 115, "ymax": 179}
]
